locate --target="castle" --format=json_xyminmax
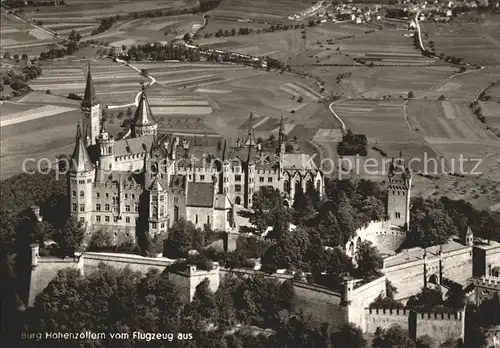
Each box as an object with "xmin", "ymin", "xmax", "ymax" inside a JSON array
[{"xmin": 69, "ymin": 68, "xmax": 324, "ymax": 236}]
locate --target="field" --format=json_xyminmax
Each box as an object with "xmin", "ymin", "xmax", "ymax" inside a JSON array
[
  {"xmin": 19, "ymin": 0, "xmax": 196, "ymax": 36},
  {"xmin": 336, "ymin": 27, "xmax": 437, "ymax": 66},
  {"xmin": 208, "ymin": 0, "xmax": 310, "ymax": 22},
  {"xmin": 0, "ymin": 10, "xmax": 59, "ymax": 58},
  {"xmin": 421, "ymin": 15, "xmax": 500, "ymax": 66},
  {"xmin": 85, "ymin": 14, "xmax": 205, "ymax": 46},
  {"xmin": 479, "ymin": 101, "xmax": 500, "ymax": 130},
  {"xmin": 28, "ymin": 59, "xmax": 149, "ymax": 104}
]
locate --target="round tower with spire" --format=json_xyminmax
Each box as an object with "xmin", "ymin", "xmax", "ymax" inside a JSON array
[
  {"xmin": 69, "ymin": 124, "xmax": 95, "ymax": 230},
  {"xmin": 131, "ymin": 83, "xmax": 158, "ymax": 138},
  {"xmin": 96, "ymin": 117, "xmax": 115, "ymax": 171}
]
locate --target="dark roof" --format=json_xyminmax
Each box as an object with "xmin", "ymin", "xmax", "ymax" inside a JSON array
[
  {"xmin": 114, "ymin": 136, "xmax": 154, "ymax": 157},
  {"xmin": 186, "ymin": 182, "xmax": 214, "ymax": 207},
  {"xmin": 81, "ymin": 68, "xmax": 99, "ymax": 108},
  {"xmin": 133, "ymin": 89, "xmax": 157, "ymax": 127},
  {"xmin": 70, "ymin": 124, "xmax": 94, "ymax": 172},
  {"xmin": 95, "ymin": 169, "xmax": 140, "ymax": 186}
]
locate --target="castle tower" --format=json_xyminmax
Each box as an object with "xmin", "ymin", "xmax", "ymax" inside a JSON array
[
  {"xmin": 131, "ymin": 84, "xmax": 158, "ymax": 138},
  {"xmin": 147, "ymin": 176, "xmax": 168, "ymax": 235},
  {"xmin": 69, "ymin": 124, "xmax": 95, "ymax": 230},
  {"xmin": 96, "ymin": 117, "xmax": 115, "ymax": 171},
  {"xmin": 218, "ymin": 139, "xmax": 230, "ymax": 195},
  {"xmin": 81, "ymin": 66, "xmax": 101, "ymax": 146},
  {"xmin": 387, "ymin": 154, "xmax": 412, "ymax": 230}
]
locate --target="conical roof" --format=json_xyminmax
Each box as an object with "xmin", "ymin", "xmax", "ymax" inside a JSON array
[
  {"xmin": 133, "ymin": 85, "xmax": 157, "ymax": 127},
  {"xmin": 70, "ymin": 124, "xmax": 94, "ymax": 173},
  {"xmin": 81, "ymin": 67, "xmax": 99, "ymax": 108}
]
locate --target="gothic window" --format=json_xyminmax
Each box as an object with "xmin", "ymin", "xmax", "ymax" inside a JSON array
[
  {"xmin": 152, "ymin": 195, "xmax": 157, "ymax": 201},
  {"xmin": 227, "ymin": 211, "xmax": 231, "ymax": 222},
  {"xmin": 235, "ymin": 175, "xmax": 241, "ymax": 181},
  {"xmin": 235, "ymin": 196, "xmax": 241, "ymax": 205},
  {"xmin": 200, "ymin": 175, "xmax": 205, "ymax": 181},
  {"xmin": 260, "ymin": 177, "xmax": 264, "ymax": 183},
  {"xmin": 96, "ymin": 204, "xmax": 101, "ymax": 211},
  {"xmin": 126, "ymin": 217, "xmax": 130, "ymax": 223},
  {"xmin": 96, "ymin": 216, "xmax": 101, "ymax": 222},
  {"xmin": 395, "ymin": 212, "xmax": 401, "ymax": 219},
  {"xmin": 152, "ymin": 222, "xmax": 157, "ymax": 229},
  {"xmin": 195, "ymin": 214, "xmax": 198, "ymax": 224},
  {"xmin": 72, "ymin": 203, "xmax": 77, "ymax": 212},
  {"xmin": 235, "ymin": 184, "xmax": 242, "ymax": 192},
  {"xmin": 72, "ymin": 190, "xmax": 76, "ymax": 197},
  {"xmin": 105, "ymin": 204, "xmax": 110, "ymax": 211},
  {"xmin": 125, "ymin": 205, "xmax": 131, "ymax": 212},
  {"xmin": 207, "ymin": 216, "xmax": 210, "ymax": 224},
  {"xmin": 105, "ymin": 216, "xmax": 110, "ymax": 222},
  {"xmin": 160, "ymin": 208, "xmax": 164, "ymax": 217},
  {"xmin": 160, "ymin": 195, "xmax": 164, "ymax": 202},
  {"xmin": 268, "ymin": 177, "xmax": 273, "ymax": 183},
  {"xmin": 161, "ymin": 222, "xmax": 165, "ymax": 228},
  {"xmin": 79, "ymin": 205, "xmax": 85, "ymax": 212},
  {"xmin": 108, "ymin": 146, "xmax": 112, "ymax": 153},
  {"xmin": 125, "ymin": 194, "xmax": 128, "ymax": 199},
  {"xmin": 174, "ymin": 206, "xmax": 179, "ymax": 222},
  {"xmin": 80, "ymin": 190, "xmax": 84, "ymax": 197},
  {"xmin": 96, "ymin": 192, "xmax": 100, "ymax": 198}
]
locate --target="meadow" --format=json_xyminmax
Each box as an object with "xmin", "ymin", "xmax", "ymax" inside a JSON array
[
  {"xmin": 422, "ymin": 15, "xmax": 500, "ymax": 66},
  {"xmin": 208, "ymin": 0, "xmax": 309, "ymax": 22}
]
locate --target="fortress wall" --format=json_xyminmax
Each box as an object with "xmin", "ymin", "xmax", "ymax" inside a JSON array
[
  {"xmin": 442, "ymin": 248, "xmax": 473, "ymax": 286},
  {"xmin": 28, "ymin": 257, "xmax": 83, "ymax": 306},
  {"xmin": 384, "ymin": 260, "xmax": 426, "ymax": 301},
  {"xmin": 363, "ymin": 308, "xmax": 410, "ymax": 334},
  {"xmin": 82, "ymin": 252, "xmax": 175, "ymax": 275},
  {"xmin": 349, "ymin": 276, "xmax": 387, "ymax": 329},
  {"xmin": 348, "ymin": 220, "xmax": 404, "ymax": 256},
  {"xmin": 372, "ymin": 233, "xmax": 406, "ymax": 256},
  {"xmin": 415, "ymin": 311, "xmax": 464, "ymax": 345},
  {"xmin": 292, "ymin": 282, "xmax": 347, "ymax": 330}
]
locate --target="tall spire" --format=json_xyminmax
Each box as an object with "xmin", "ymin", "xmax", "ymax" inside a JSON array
[
  {"xmin": 70, "ymin": 123, "xmax": 94, "ymax": 173},
  {"xmin": 81, "ymin": 64, "xmax": 99, "ymax": 108},
  {"xmin": 244, "ymin": 111, "xmax": 256, "ymax": 147},
  {"xmin": 133, "ymin": 83, "xmax": 157, "ymax": 127},
  {"xmin": 100, "ymin": 116, "xmax": 107, "ymax": 134},
  {"xmin": 221, "ymin": 138, "xmax": 227, "ymax": 161}
]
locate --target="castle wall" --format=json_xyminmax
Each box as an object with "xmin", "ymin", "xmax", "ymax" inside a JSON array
[
  {"xmin": 167, "ymin": 264, "xmax": 220, "ymax": 303},
  {"xmin": 363, "ymin": 308, "xmax": 464, "ymax": 344},
  {"xmin": 348, "ymin": 276, "xmax": 387, "ymax": 329},
  {"xmin": 213, "ymin": 208, "xmax": 230, "ymax": 231},
  {"xmin": 28, "ymin": 257, "xmax": 83, "ymax": 306},
  {"xmin": 114, "ymin": 155, "xmax": 145, "ymax": 172},
  {"xmin": 441, "ymin": 247, "xmax": 473, "ymax": 286},
  {"xmin": 474, "ymin": 277, "xmax": 500, "ymax": 305},
  {"xmin": 384, "ymin": 260, "xmax": 426, "ymax": 301},
  {"xmin": 363, "ymin": 308, "xmax": 410, "ymax": 335},
  {"xmin": 347, "ymin": 220, "xmax": 405, "ymax": 257},
  {"xmin": 82, "ymin": 252, "xmax": 175, "ymax": 275}
]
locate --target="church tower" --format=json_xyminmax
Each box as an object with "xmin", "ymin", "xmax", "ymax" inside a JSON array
[
  {"xmin": 81, "ymin": 66, "xmax": 101, "ymax": 146},
  {"xmin": 277, "ymin": 113, "xmax": 286, "ymax": 180},
  {"xmin": 131, "ymin": 84, "xmax": 158, "ymax": 138},
  {"xmin": 387, "ymin": 153, "xmax": 412, "ymax": 230},
  {"xmin": 243, "ymin": 112, "xmax": 256, "ymax": 208},
  {"xmin": 96, "ymin": 117, "xmax": 115, "ymax": 171},
  {"xmin": 69, "ymin": 124, "xmax": 95, "ymax": 230}
]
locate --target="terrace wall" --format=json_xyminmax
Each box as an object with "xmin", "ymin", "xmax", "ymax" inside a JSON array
[{"xmin": 348, "ymin": 275, "xmax": 387, "ymax": 329}]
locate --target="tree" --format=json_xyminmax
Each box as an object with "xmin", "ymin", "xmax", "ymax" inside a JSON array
[
  {"xmin": 32, "ymin": 220, "xmax": 55, "ymax": 247},
  {"xmin": 332, "ymin": 323, "xmax": 367, "ymax": 348},
  {"xmin": 21, "ymin": 54, "xmax": 28, "ymax": 61},
  {"xmin": 355, "ymin": 241, "xmax": 383, "ymax": 279},
  {"xmin": 183, "ymin": 33, "xmax": 191, "ymax": 42},
  {"xmin": 408, "ymin": 91, "xmax": 415, "ymax": 99},
  {"xmin": 407, "ymin": 287, "xmax": 443, "ymax": 312},
  {"xmin": 182, "ymin": 279, "xmax": 218, "ymax": 329},
  {"xmin": 3, "ymin": 52, "xmax": 11, "ymax": 59},
  {"xmin": 53, "ymin": 217, "xmax": 85, "ymax": 256},
  {"xmin": 251, "ymin": 187, "xmax": 291, "ymax": 238},
  {"xmin": 416, "ymin": 335, "xmax": 435, "ymax": 348},
  {"xmin": 164, "ymin": 219, "xmax": 195, "ymax": 258},
  {"xmin": 261, "ymin": 227, "xmax": 311, "ymax": 272},
  {"xmin": 373, "ymin": 326, "xmax": 416, "ymax": 348}
]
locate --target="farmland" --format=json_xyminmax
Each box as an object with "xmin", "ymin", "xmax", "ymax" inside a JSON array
[
  {"xmin": 0, "ymin": 10, "xmax": 59, "ymax": 58},
  {"xmin": 421, "ymin": 15, "xmax": 500, "ymax": 66},
  {"xmin": 208, "ymin": 0, "xmax": 310, "ymax": 22},
  {"xmin": 85, "ymin": 14, "xmax": 205, "ymax": 47},
  {"xmin": 18, "ymin": 0, "xmax": 196, "ymax": 36}
]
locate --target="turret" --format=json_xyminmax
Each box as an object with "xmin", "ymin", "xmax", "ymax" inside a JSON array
[
  {"xmin": 244, "ymin": 111, "xmax": 257, "ymax": 147},
  {"xmin": 465, "ymin": 226, "xmax": 474, "ymax": 246},
  {"xmin": 96, "ymin": 117, "xmax": 115, "ymax": 171},
  {"xmin": 131, "ymin": 84, "xmax": 158, "ymax": 138},
  {"xmin": 81, "ymin": 65, "xmax": 101, "ymax": 145},
  {"xmin": 277, "ymin": 113, "xmax": 286, "ymax": 180},
  {"xmin": 30, "ymin": 243, "xmax": 39, "ymax": 268},
  {"xmin": 69, "ymin": 124, "xmax": 95, "ymax": 230}
]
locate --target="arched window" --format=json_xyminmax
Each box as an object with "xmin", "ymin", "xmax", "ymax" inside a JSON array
[{"xmin": 235, "ymin": 196, "xmax": 241, "ymax": 205}]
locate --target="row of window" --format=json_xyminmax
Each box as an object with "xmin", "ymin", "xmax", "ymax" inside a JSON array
[
  {"xmin": 194, "ymin": 214, "xmax": 210, "ymax": 225},
  {"xmin": 95, "ymin": 215, "xmax": 132, "ymax": 223},
  {"xmin": 150, "ymin": 222, "xmax": 166, "ymax": 229},
  {"xmin": 71, "ymin": 190, "xmax": 138, "ymax": 200}
]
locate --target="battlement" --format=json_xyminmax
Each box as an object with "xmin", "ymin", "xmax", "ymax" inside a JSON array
[
  {"xmin": 173, "ymin": 262, "xmax": 220, "ymax": 276},
  {"xmin": 365, "ymin": 308, "xmax": 463, "ymax": 320},
  {"xmin": 255, "ymin": 169, "xmax": 279, "ymax": 175},
  {"xmin": 365, "ymin": 307, "xmax": 410, "ymax": 317},
  {"xmin": 115, "ymin": 153, "xmax": 145, "ymax": 161},
  {"xmin": 94, "ymin": 182, "xmax": 142, "ymax": 190},
  {"xmin": 474, "ymin": 276, "xmax": 500, "ymax": 289}
]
